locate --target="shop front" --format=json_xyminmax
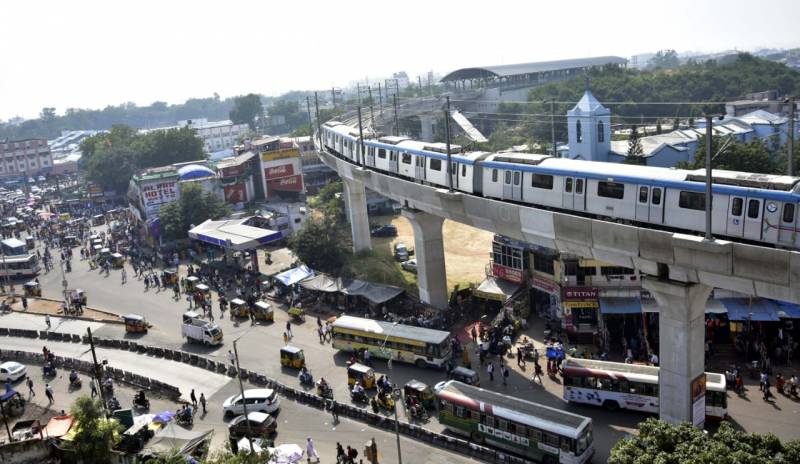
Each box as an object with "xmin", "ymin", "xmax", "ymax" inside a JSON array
[{"xmin": 562, "ymin": 287, "xmax": 599, "ymax": 344}]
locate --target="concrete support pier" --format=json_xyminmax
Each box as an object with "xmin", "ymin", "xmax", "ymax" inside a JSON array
[
  {"xmin": 419, "ymin": 114, "xmax": 438, "ymax": 142},
  {"xmin": 402, "ymin": 209, "xmax": 448, "ymax": 309},
  {"xmin": 342, "ymin": 177, "xmax": 372, "ymax": 253},
  {"xmin": 643, "ymin": 278, "xmax": 712, "ymax": 427}
]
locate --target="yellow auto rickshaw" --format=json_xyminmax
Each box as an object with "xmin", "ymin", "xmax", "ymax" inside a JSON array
[
  {"xmin": 195, "ymin": 283, "xmax": 211, "ymax": 299},
  {"xmin": 124, "ymin": 314, "xmax": 149, "ymax": 334},
  {"xmin": 185, "ymin": 276, "xmax": 200, "ymax": 292},
  {"xmin": 110, "ymin": 253, "xmax": 125, "ymax": 268},
  {"xmin": 252, "ymin": 301, "xmax": 274, "ymax": 322},
  {"xmin": 23, "ymin": 280, "xmax": 41, "ymax": 297},
  {"xmin": 347, "ymin": 362, "xmax": 376, "ymax": 389},
  {"xmin": 280, "ymin": 345, "xmax": 305, "ymax": 369},
  {"xmin": 230, "ymin": 298, "xmax": 249, "ymax": 318},
  {"xmin": 163, "ymin": 270, "xmax": 178, "ymax": 286},
  {"xmin": 404, "ymin": 380, "xmax": 435, "ymax": 409},
  {"xmin": 288, "ymin": 306, "xmax": 305, "ymax": 321}
]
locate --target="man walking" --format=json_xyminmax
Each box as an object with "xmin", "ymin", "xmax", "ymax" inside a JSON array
[
  {"xmin": 199, "ymin": 393, "xmax": 207, "ymax": 413},
  {"xmin": 45, "ymin": 313, "xmax": 51, "ymax": 329},
  {"xmin": 532, "ymin": 361, "xmax": 543, "ymax": 384},
  {"xmin": 487, "ymin": 361, "xmax": 494, "ymax": 382},
  {"xmin": 228, "ymin": 350, "xmax": 236, "ymax": 366},
  {"xmin": 501, "ymin": 364, "xmax": 509, "ymax": 386},
  {"xmin": 190, "ymin": 389, "xmax": 198, "ymax": 407},
  {"xmin": 90, "ymin": 378, "xmax": 98, "ymax": 397},
  {"xmin": 21, "ymin": 295, "xmax": 28, "ymax": 311},
  {"xmin": 329, "ymin": 398, "xmax": 339, "ymax": 423},
  {"xmin": 121, "ymin": 267, "xmax": 127, "ymax": 284},
  {"xmin": 26, "ymin": 376, "xmax": 34, "ymax": 397},
  {"xmin": 286, "ymin": 321, "xmax": 293, "ymax": 339},
  {"xmin": 45, "ymin": 384, "xmax": 54, "ymax": 404},
  {"xmin": 517, "ymin": 347, "xmax": 525, "ymax": 367}
]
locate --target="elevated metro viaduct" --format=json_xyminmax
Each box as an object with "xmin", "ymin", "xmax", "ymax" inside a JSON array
[{"xmin": 314, "ymin": 136, "xmax": 800, "ymax": 427}]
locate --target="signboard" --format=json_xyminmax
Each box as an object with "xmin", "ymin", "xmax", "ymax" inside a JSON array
[
  {"xmin": 265, "ymin": 163, "xmax": 294, "ymax": 180},
  {"xmin": 141, "ymin": 181, "xmax": 177, "ymax": 216},
  {"xmin": 563, "ymin": 287, "xmax": 599, "ymax": 300},
  {"xmin": 260, "ymin": 148, "xmax": 299, "ymax": 162},
  {"xmin": 223, "ymin": 183, "xmax": 247, "ymax": 204},
  {"xmin": 691, "ymin": 373, "xmax": 706, "ymax": 427},
  {"xmin": 268, "ymin": 174, "xmax": 303, "ymax": 192},
  {"xmin": 221, "ymin": 164, "xmax": 245, "ymax": 177},
  {"xmin": 564, "ymin": 300, "xmax": 599, "ymax": 309},
  {"xmin": 532, "ymin": 275, "xmax": 559, "ymax": 295},
  {"xmin": 492, "ymin": 263, "xmax": 524, "ymax": 284}
]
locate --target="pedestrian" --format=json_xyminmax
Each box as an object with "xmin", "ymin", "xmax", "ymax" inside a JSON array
[
  {"xmin": 363, "ymin": 349, "xmax": 371, "ymax": 366},
  {"xmin": 501, "ymin": 364, "xmax": 509, "ymax": 385},
  {"xmin": 21, "ymin": 295, "xmax": 28, "ymax": 311},
  {"xmin": 317, "ymin": 316, "xmax": 323, "ymax": 329},
  {"xmin": 516, "ymin": 347, "xmax": 524, "ymax": 367},
  {"xmin": 306, "ymin": 436, "xmax": 320, "ymax": 463},
  {"xmin": 325, "ymin": 322, "xmax": 332, "ymax": 342},
  {"xmin": 199, "ymin": 393, "xmax": 207, "ymax": 413},
  {"xmin": 90, "ymin": 378, "xmax": 98, "ymax": 397},
  {"xmin": 336, "ymin": 442, "xmax": 345, "ymax": 463},
  {"xmin": 45, "ymin": 313, "xmax": 51, "ymax": 329},
  {"xmin": 760, "ymin": 371, "xmax": 768, "ymax": 392},
  {"xmin": 318, "ymin": 326, "xmax": 324, "ymax": 343},
  {"xmin": 190, "ymin": 389, "xmax": 197, "ymax": 407},
  {"xmin": 228, "ymin": 350, "xmax": 235, "ymax": 366},
  {"xmin": 26, "ymin": 376, "xmax": 34, "ymax": 397},
  {"xmin": 345, "ymin": 446, "xmax": 355, "ymax": 464},
  {"xmin": 532, "ymin": 361, "xmax": 543, "ymax": 384},
  {"xmin": 286, "ymin": 321, "xmax": 293, "ymax": 339},
  {"xmin": 121, "ymin": 268, "xmax": 127, "ymax": 284},
  {"xmin": 283, "ymin": 332, "xmax": 289, "ymax": 345},
  {"xmin": 487, "ymin": 361, "xmax": 494, "ymax": 382},
  {"xmin": 45, "ymin": 384, "xmax": 54, "ymax": 404},
  {"xmin": 329, "ymin": 398, "xmax": 339, "ymax": 422},
  {"xmin": 763, "ymin": 378, "xmax": 773, "ymax": 402}
]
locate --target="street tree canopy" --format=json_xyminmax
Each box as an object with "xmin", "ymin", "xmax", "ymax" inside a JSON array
[
  {"xmin": 609, "ymin": 418, "xmax": 800, "ymax": 464},
  {"xmin": 68, "ymin": 396, "xmax": 123, "ymax": 463},
  {"xmin": 160, "ymin": 183, "xmax": 230, "ymax": 241},
  {"xmin": 229, "ymin": 94, "xmax": 264, "ymax": 130},
  {"xmin": 679, "ymin": 135, "xmax": 778, "ymax": 174},
  {"xmin": 288, "ymin": 213, "xmax": 348, "ymax": 274}
]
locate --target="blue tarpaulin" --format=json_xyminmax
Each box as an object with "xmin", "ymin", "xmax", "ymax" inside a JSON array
[
  {"xmin": 274, "ymin": 265, "xmax": 314, "ymax": 287},
  {"xmin": 0, "ymin": 389, "xmax": 18, "ymax": 402},
  {"xmin": 720, "ymin": 298, "xmax": 781, "ymax": 322},
  {"xmin": 776, "ymin": 301, "xmax": 800, "ymax": 319},
  {"xmin": 599, "ymin": 298, "xmax": 641, "ymax": 314}
]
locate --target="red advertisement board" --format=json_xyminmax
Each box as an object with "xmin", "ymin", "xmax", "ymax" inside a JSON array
[
  {"xmin": 265, "ymin": 163, "xmax": 294, "ymax": 180},
  {"xmin": 492, "ymin": 263, "xmax": 524, "ymax": 284},
  {"xmin": 268, "ymin": 174, "xmax": 303, "ymax": 192},
  {"xmin": 223, "ymin": 183, "xmax": 247, "ymax": 203},
  {"xmin": 221, "ymin": 164, "xmax": 245, "ymax": 177}
]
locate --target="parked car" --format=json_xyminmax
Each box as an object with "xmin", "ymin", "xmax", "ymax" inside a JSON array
[
  {"xmin": 370, "ymin": 224, "xmax": 398, "ymax": 237},
  {"xmin": 401, "ymin": 259, "xmax": 418, "ymax": 273},
  {"xmin": 0, "ymin": 361, "xmax": 27, "ymax": 382},
  {"xmin": 228, "ymin": 412, "xmax": 277, "ymax": 439},
  {"xmin": 394, "ymin": 242, "xmax": 412, "ymax": 261},
  {"xmin": 223, "ymin": 389, "xmax": 280, "ymax": 417}
]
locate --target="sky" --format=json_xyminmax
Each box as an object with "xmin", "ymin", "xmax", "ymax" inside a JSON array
[{"xmin": 1, "ymin": 0, "xmax": 799, "ymax": 120}]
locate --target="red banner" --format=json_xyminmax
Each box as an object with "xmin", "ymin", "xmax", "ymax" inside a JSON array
[
  {"xmin": 268, "ymin": 174, "xmax": 303, "ymax": 192},
  {"xmin": 532, "ymin": 275, "xmax": 559, "ymax": 295},
  {"xmin": 223, "ymin": 183, "xmax": 247, "ymax": 203},
  {"xmin": 221, "ymin": 164, "xmax": 245, "ymax": 177},
  {"xmin": 492, "ymin": 263, "xmax": 524, "ymax": 284},
  {"xmin": 265, "ymin": 163, "xmax": 294, "ymax": 180}
]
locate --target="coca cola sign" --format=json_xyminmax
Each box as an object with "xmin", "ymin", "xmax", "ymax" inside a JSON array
[
  {"xmin": 265, "ymin": 163, "xmax": 294, "ymax": 180},
  {"xmin": 268, "ymin": 174, "xmax": 303, "ymax": 192}
]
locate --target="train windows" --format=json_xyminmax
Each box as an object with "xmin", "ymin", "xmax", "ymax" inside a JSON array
[
  {"xmin": 783, "ymin": 203, "xmax": 796, "ymax": 223},
  {"xmin": 638, "ymin": 186, "xmax": 648, "ymax": 203},
  {"xmin": 532, "ymin": 174, "xmax": 553, "ymax": 190},
  {"xmin": 731, "ymin": 197, "xmax": 743, "ymax": 216},
  {"xmin": 452, "ymin": 162, "xmax": 457, "ymax": 174},
  {"xmin": 504, "ymin": 171, "xmax": 512, "ymax": 184},
  {"xmin": 598, "ymin": 181, "xmax": 625, "ymax": 199},
  {"xmin": 679, "ymin": 191, "xmax": 705, "ymax": 211},
  {"xmin": 565, "ymin": 178, "xmax": 573, "ymax": 193},
  {"xmin": 378, "ymin": 149, "xmax": 386, "ymax": 159},
  {"xmin": 747, "ymin": 199, "xmax": 761, "ymax": 219},
  {"xmin": 513, "ymin": 171, "xmax": 521, "ymax": 185},
  {"xmin": 651, "ymin": 188, "xmax": 662, "ymax": 205},
  {"xmin": 429, "ymin": 159, "xmax": 441, "ymax": 171},
  {"xmin": 576, "ymin": 179, "xmax": 584, "ymax": 194},
  {"xmin": 492, "ymin": 169, "xmax": 498, "ymax": 182},
  {"xmin": 462, "ymin": 164, "xmax": 467, "ymax": 177},
  {"xmin": 402, "ymin": 153, "xmax": 412, "ymax": 164}
]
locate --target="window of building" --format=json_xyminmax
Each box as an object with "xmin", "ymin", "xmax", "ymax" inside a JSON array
[
  {"xmin": 783, "ymin": 203, "xmax": 796, "ymax": 223},
  {"xmin": 401, "ymin": 153, "xmax": 412, "ymax": 164},
  {"xmin": 731, "ymin": 197, "xmax": 743, "ymax": 216},
  {"xmin": 679, "ymin": 191, "xmax": 705, "ymax": 211},
  {"xmin": 563, "ymin": 260, "xmax": 577, "ymax": 276},
  {"xmin": 747, "ymin": 199, "xmax": 761, "ymax": 219},
  {"xmin": 576, "ymin": 120, "xmax": 583, "ymax": 143},
  {"xmin": 600, "ymin": 266, "xmax": 635, "ymax": 276},
  {"xmin": 638, "ymin": 186, "xmax": 648, "ymax": 203},
  {"xmin": 492, "ymin": 169, "xmax": 498, "ymax": 182},
  {"xmin": 565, "ymin": 178, "xmax": 573, "ymax": 193},
  {"xmin": 429, "ymin": 159, "xmax": 441, "ymax": 171},
  {"xmin": 492, "ymin": 242, "xmax": 524, "ymax": 269},
  {"xmin": 598, "ymin": 120, "xmax": 605, "ymax": 142},
  {"xmin": 598, "ymin": 181, "xmax": 625, "ymax": 199},
  {"xmin": 651, "ymin": 187, "xmax": 661, "ymax": 205},
  {"xmin": 533, "ymin": 252, "xmax": 555, "ymax": 274},
  {"xmin": 532, "ymin": 174, "xmax": 553, "ymax": 189}
]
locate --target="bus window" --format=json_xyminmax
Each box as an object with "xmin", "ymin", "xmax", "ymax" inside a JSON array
[
  {"xmin": 508, "ymin": 422, "xmax": 516, "ymax": 434},
  {"xmin": 529, "ymin": 429, "xmax": 542, "ymax": 442},
  {"xmin": 497, "ymin": 419, "xmax": 507, "ymax": 431},
  {"xmin": 545, "ymin": 433, "xmax": 560, "ymax": 447},
  {"xmin": 561, "ymin": 437, "xmax": 573, "ymax": 453},
  {"xmin": 598, "ymin": 378, "xmax": 619, "ymax": 392}
]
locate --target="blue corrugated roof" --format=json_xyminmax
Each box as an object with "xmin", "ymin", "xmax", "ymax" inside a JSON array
[
  {"xmin": 599, "ymin": 298, "xmax": 641, "ymax": 314},
  {"xmin": 719, "ymin": 298, "xmax": 781, "ymax": 322}
]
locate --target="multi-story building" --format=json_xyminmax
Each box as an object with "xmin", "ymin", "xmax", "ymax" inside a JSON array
[
  {"xmin": 143, "ymin": 119, "xmax": 249, "ymax": 159},
  {"xmin": 0, "ymin": 138, "xmax": 54, "ymax": 177},
  {"xmin": 293, "ymin": 136, "xmax": 338, "ymax": 194}
]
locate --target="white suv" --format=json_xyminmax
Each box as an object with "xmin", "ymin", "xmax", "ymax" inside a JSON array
[{"xmin": 223, "ymin": 389, "xmax": 280, "ymax": 417}]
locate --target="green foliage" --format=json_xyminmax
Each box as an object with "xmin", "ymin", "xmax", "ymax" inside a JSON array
[
  {"xmin": 650, "ymin": 49, "xmax": 680, "ymax": 69},
  {"xmin": 229, "ymin": 94, "xmax": 264, "ymax": 130},
  {"xmin": 627, "ymin": 125, "xmax": 644, "ymax": 156},
  {"xmin": 69, "ymin": 396, "xmax": 123, "ymax": 463},
  {"xmin": 160, "ymin": 183, "xmax": 230, "ymax": 240},
  {"xmin": 288, "ymin": 213, "xmax": 348, "ymax": 274},
  {"xmin": 290, "ymin": 124, "xmax": 312, "ymax": 137},
  {"xmin": 684, "ymin": 135, "xmax": 778, "ymax": 173},
  {"xmin": 775, "ymin": 141, "xmax": 800, "ymax": 176},
  {"xmin": 609, "ymin": 418, "xmax": 799, "ymax": 464}
]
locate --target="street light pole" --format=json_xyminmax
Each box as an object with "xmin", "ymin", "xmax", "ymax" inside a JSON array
[
  {"xmin": 87, "ymin": 327, "xmax": 109, "ymax": 417},
  {"xmin": 233, "ymin": 339, "xmax": 255, "ymax": 452},
  {"xmin": 703, "ymin": 114, "xmax": 714, "ymax": 242}
]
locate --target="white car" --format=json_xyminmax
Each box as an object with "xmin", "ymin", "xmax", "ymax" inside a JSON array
[
  {"xmin": 0, "ymin": 362, "xmax": 27, "ymax": 382},
  {"xmin": 401, "ymin": 259, "xmax": 417, "ymax": 273},
  {"xmin": 223, "ymin": 389, "xmax": 279, "ymax": 417}
]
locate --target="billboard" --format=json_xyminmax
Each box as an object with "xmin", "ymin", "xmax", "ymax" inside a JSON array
[
  {"xmin": 492, "ymin": 263, "xmax": 524, "ymax": 284},
  {"xmin": 223, "ymin": 183, "xmax": 247, "ymax": 204},
  {"xmin": 265, "ymin": 163, "xmax": 294, "ymax": 180},
  {"xmin": 221, "ymin": 164, "xmax": 245, "ymax": 177},
  {"xmin": 141, "ymin": 181, "xmax": 177, "ymax": 216},
  {"xmin": 268, "ymin": 174, "xmax": 303, "ymax": 192},
  {"xmin": 261, "ymin": 148, "xmax": 299, "ymax": 162},
  {"xmin": 563, "ymin": 287, "xmax": 599, "ymax": 309}
]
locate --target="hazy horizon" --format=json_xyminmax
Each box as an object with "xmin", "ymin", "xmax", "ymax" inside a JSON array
[{"xmin": 2, "ymin": 0, "xmax": 799, "ymax": 120}]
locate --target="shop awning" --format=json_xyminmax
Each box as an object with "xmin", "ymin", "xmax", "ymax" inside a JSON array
[
  {"xmin": 599, "ymin": 298, "xmax": 640, "ymax": 314},
  {"xmin": 642, "ymin": 298, "xmax": 729, "ymax": 314},
  {"xmin": 299, "ymin": 273, "xmax": 342, "ymax": 292},
  {"xmin": 188, "ymin": 216, "xmax": 282, "ymax": 251},
  {"xmin": 475, "ymin": 276, "xmax": 520, "ymax": 302},
  {"xmin": 719, "ymin": 298, "xmax": 781, "ymax": 322},
  {"xmin": 274, "ymin": 265, "xmax": 314, "ymax": 286},
  {"xmin": 776, "ymin": 301, "xmax": 800, "ymax": 319},
  {"xmin": 341, "ymin": 278, "xmax": 404, "ymax": 304}
]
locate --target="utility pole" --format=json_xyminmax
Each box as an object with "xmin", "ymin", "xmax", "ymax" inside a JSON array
[
  {"xmin": 704, "ymin": 114, "xmax": 714, "ymax": 242},
  {"xmin": 233, "ymin": 340, "xmax": 255, "ymax": 452},
  {"xmin": 550, "ymin": 100, "xmax": 556, "ymax": 157},
  {"xmin": 367, "ymin": 86, "xmax": 375, "ymax": 127},
  {"xmin": 417, "ymin": 76, "xmax": 422, "ymax": 99},
  {"xmin": 395, "ymin": 80, "xmax": 400, "ymax": 99},
  {"xmin": 305, "ymin": 96, "xmax": 313, "ymax": 132},
  {"xmin": 357, "ymin": 106, "xmax": 365, "ymax": 166},
  {"xmin": 331, "ymin": 87, "xmax": 336, "ymax": 108},
  {"xmin": 87, "ymin": 327, "xmax": 108, "ymax": 416},
  {"xmin": 314, "ymin": 92, "xmax": 322, "ymax": 149},
  {"xmin": 444, "ymin": 96, "xmax": 454, "ymax": 192},
  {"xmin": 393, "ymin": 95, "xmax": 400, "ymax": 137},
  {"xmin": 377, "ymin": 82, "xmax": 383, "ymax": 109},
  {"xmin": 789, "ymin": 98, "xmax": 795, "ymax": 176}
]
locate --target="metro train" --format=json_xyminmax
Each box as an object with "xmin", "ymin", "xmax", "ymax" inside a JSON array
[{"xmin": 322, "ymin": 121, "xmax": 800, "ymax": 250}]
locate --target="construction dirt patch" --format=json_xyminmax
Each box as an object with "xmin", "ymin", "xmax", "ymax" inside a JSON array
[{"xmin": 4, "ymin": 296, "xmax": 123, "ymax": 324}]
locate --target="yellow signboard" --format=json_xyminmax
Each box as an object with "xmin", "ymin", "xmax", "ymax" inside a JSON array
[
  {"xmin": 564, "ymin": 301, "xmax": 599, "ymax": 309},
  {"xmin": 261, "ymin": 148, "xmax": 300, "ymax": 162}
]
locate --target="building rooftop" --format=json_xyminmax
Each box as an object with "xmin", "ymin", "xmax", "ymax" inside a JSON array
[{"xmin": 441, "ymin": 56, "xmax": 628, "ymax": 82}]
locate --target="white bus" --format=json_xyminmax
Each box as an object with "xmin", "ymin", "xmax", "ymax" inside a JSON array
[
  {"xmin": 0, "ymin": 254, "xmax": 40, "ymax": 277},
  {"xmin": 435, "ymin": 380, "xmax": 594, "ymax": 464},
  {"xmin": 331, "ymin": 315, "xmax": 451, "ymax": 368},
  {"xmin": 562, "ymin": 358, "xmax": 727, "ymax": 420}
]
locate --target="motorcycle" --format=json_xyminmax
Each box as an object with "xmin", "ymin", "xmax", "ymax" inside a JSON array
[
  {"xmin": 350, "ymin": 389, "xmax": 368, "ymax": 403},
  {"xmin": 298, "ymin": 371, "xmax": 314, "ymax": 387},
  {"xmin": 133, "ymin": 396, "xmax": 150, "ymax": 410},
  {"xmin": 316, "ymin": 381, "xmax": 333, "ymax": 399},
  {"xmin": 107, "ymin": 397, "xmax": 121, "ymax": 411},
  {"xmin": 176, "ymin": 409, "xmax": 193, "ymax": 426},
  {"xmin": 406, "ymin": 400, "xmax": 428, "ymax": 421},
  {"xmin": 68, "ymin": 374, "xmax": 82, "ymax": 390},
  {"xmin": 102, "ymin": 378, "xmax": 114, "ymax": 395},
  {"xmin": 43, "ymin": 363, "xmax": 56, "ymax": 377}
]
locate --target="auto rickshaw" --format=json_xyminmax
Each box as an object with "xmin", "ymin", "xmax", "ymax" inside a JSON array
[
  {"xmin": 23, "ymin": 280, "xmax": 41, "ymax": 297},
  {"xmin": 110, "ymin": 253, "xmax": 125, "ymax": 268},
  {"xmin": 403, "ymin": 380, "xmax": 435, "ymax": 409},
  {"xmin": 230, "ymin": 298, "xmax": 249, "ymax": 318},
  {"xmin": 124, "ymin": 314, "xmax": 149, "ymax": 334},
  {"xmin": 450, "ymin": 366, "xmax": 480, "ymax": 386},
  {"xmin": 280, "ymin": 345, "xmax": 305, "ymax": 369},
  {"xmin": 288, "ymin": 306, "xmax": 305, "ymax": 321},
  {"xmin": 195, "ymin": 283, "xmax": 211, "ymax": 299},
  {"xmin": 185, "ymin": 276, "xmax": 200, "ymax": 292},
  {"xmin": 92, "ymin": 214, "xmax": 105, "ymax": 226},
  {"xmin": 62, "ymin": 235, "xmax": 78, "ymax": 247},
  {"xmin": 252, "ymin": 301, "xmax": 274, "ymax": 322},
  {"xmin": 163, "ymin": 270, "xmax": 178, "ymax": 286},
  {"xmin": 347, "ymin": 363, "xmax": 376, "ymax": 389}
]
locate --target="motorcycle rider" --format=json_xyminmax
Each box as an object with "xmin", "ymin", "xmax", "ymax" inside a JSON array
[
  {"xmin": 299, "ymin": 367, "xmax": 312, "ymax": 384},
  {"xmin": 69, "ymin": 369, "xmax": 79, "ymax": 385},
  {"xmin": 351, "ymin": 381, "xmax": 365, "ymax": 400},
  {"xmin": 135, "ymin": 390, "xmax": 147, "ymax": 406}
]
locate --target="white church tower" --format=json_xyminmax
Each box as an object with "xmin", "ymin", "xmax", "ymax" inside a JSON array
[{"xmin": 567, "ymin": 81, "xmax": 611, "ymax": 161}]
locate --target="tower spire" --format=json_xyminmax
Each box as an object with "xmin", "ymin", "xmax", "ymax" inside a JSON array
[{"xmin": 584, "ymin": 73, "xmax": 590, "ymax": 92}]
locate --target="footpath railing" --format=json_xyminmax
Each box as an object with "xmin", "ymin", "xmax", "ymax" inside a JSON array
[{"xmin": 0, "ymin": 327, "xmax": 535, "ymax": 464}]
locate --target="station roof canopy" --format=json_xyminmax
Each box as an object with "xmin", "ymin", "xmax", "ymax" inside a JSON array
[
  {"xmin": 441, "ymin": 56, "xmax": 628, "ymax": 82},
  {"xmin": 188, "ymin": 216, "xmax": 282, "ymax": 251}
]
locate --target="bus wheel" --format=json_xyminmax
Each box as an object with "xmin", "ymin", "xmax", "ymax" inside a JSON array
[
  {"xmin": 469, "ymin": 431, "xmax": 484, "ymax": 444},
  {"xmin": 603, "ymin": 400, "xmax": 620, "ymax": 411},
  {"xmin": 415, "ymin": 359, "xmax": 427, "ymax": 369}
]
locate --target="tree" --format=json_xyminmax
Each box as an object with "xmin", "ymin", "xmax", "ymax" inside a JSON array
[
  {"xmin": 686, "ymin": 135, "xmax": 777, "ymax": 173},
  {"xmin": 625, "ymin": 124, "xmax": 646, "ymax": 165},
  {"xmin": 650, "ymin": 49, "xmax": 680, "ymax": 69},
  {"xmin": 776, "ymin": 141, "xmax": 800, "ymax": 176},
  {"xmin": 288, "ymin": 214, "xmax": 348, "ymax": 274},
  {"xmin": 159, "ymin": 183, "xmax": 230, "ymax": 240},
  {"xmin": 138, "ymin": 126, "xmax": 206, "ymax": 167},
  {"xmin": 610, "ymin": 418, "xmax": 800, "ymax": 464},
  {"xmin": 229, "ymin": 94, "xmax": 264, "ymax": 130},
  {"xmin": 68, "ymin": 396, "xmax": 123, "ymax": 462},
  {"xmin": 39, "ymin": 107, "xmax": 57, "ymax": 121}
]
